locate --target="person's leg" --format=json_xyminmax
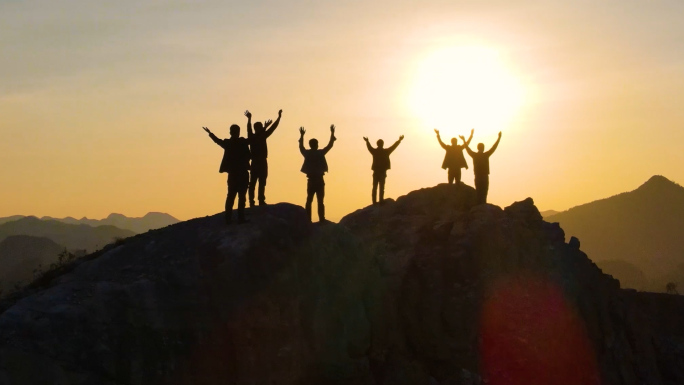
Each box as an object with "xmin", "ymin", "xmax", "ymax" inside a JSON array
[
  {"xmin": 475, "ymin": 175, "xmax": 488, "ymax": 204},
  {"xmin": 455, "ymin": 167, "xmax": 462, "ymax": 185},
  {"xmin": 372, "ymin": 173, "xmax": 379, "ymax": 204},
  {"xmin": 237, "ymin": 172, "xmax": 249, "ymax": 223},
  {"xmin": 226, "ymin": 176, "xmax": 238, "ymax": 224},
  {"xmin": 379, "ymin": 174, "xmax": 386, "ymax": 203},
  {"xmin": 305, "ymin": 178, "xmax": 315, "ymax": 222},
  {"xmin": 258, "ymin": 161, "xmax": 268, "ymax": 205},
  {"xmin": 317, "ymin": 179, "xmax": 326, "ymax": 221},
  {"xmin": 248, "ymin": 170, "xmax": 257, "ymax": 208},
  {"xmin": 448, "ymin": 168, "xmax": 455, "ymax": 184}
]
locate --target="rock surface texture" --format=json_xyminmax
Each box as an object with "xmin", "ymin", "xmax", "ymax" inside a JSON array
[{"xmin": 0, "ymin": 184, "xmax": 683, "ymax": 385}]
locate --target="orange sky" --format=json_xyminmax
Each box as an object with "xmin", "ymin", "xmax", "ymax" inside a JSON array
[{"xmin": 1, "ymin": 1, "xmax": 684, "ymax": 221}]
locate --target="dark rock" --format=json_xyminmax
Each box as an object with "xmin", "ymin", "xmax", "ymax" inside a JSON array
[
  {"xmin": 569, "ymin": 236, "xmax": 581, "ymax": 250},
  {"xmin": 0, "ymin": 186, "xmax": 683, "ymax": 385}
]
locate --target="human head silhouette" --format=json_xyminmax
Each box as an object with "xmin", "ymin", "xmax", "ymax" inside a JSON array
[
  {"xmin": 230, "ymin": 124, "xmax": 240, "ymax": 138},
  {"xmin": 309, "ymin": 138, "xmax": 319, "ymax": 150},
  {"xmin": 477, "ymin": 143, "xmax": 485, "ymax": 152},
  {"xmin": 451, "ymin": 138, "xmax": 458, "ymax": 145},
  {"xmin": 377, "ymin": 139, "xmax": 384, "ymax": 148},
  {"xmin": 254, "ymin": 121, "xmax": 265, "ymax": 134}
]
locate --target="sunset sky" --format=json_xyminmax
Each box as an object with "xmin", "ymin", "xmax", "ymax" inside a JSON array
[{"xmin": 2, "ymin": 0, "xmax": 684, "ymax": 221}]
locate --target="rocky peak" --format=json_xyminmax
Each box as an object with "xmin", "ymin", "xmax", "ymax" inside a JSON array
[{"xmin": 0, "ymin": 184, "xmax": 682, "ymax": 385}]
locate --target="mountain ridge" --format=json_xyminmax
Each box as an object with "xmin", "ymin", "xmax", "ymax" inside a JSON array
[
  {"xmin": 0, "ymin": 212, "xmax": 179, "ymax": 234},
  {"xmin": 1, "ymin": 184, "xmax": 683, "ymax": 384},
  {"xmin": 546, "ymin": 175, "xmax": 684, "ymax": 289}
]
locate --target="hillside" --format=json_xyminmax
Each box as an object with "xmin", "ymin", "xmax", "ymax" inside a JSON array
[
  {"xmin": 540, "ymin": 209, "xmax": 559, "ymax": 218},
  {"xmin": 0, "ymin": 212, "xmax": 179, "ymax": 234},
  {"xmin": 547, "ymin": 175, "xmax": 684, "ymax": 289},
  {"xmin": 0, "ymin": 217, "xmax": 135, "ymax": 252},
  {"xmin": 0, "ymin": 235, "xmax": 65, "ymax": 294},
  {"xmin": 0, "ymin": 184, "xmax": 683, "ymax": 384}
]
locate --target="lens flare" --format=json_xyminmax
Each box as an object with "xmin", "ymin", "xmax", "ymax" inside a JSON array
[{"xmin": 480, "ymin": 274, "xmax": 601, "ymax": 385}]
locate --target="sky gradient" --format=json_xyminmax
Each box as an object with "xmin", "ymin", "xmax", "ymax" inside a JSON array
[{"xmin": 2, "ymin": 0, "xmax": 684, "ymax": 221}]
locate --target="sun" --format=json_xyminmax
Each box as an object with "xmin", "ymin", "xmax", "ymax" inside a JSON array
[{"xmin": 408, "ymin": 46, "xmax": 525, "ymax": 138}]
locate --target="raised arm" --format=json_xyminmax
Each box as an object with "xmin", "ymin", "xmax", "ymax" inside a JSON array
[
  {"xmin": 458, "ymin": 129, "xmax": 474, "ymax": 148},
  {"xmin": 322, "ymin": 124, "xmax": 336, "ymax": 154},
  {"xmin": 465, "ymin": 143, "xmax": 476, "ymax": 157},
  {"xmin": 486, "ymin": 132, "xmax": 502, "ymax": 155},
  {"xmin": 388, "ymin": 135, "xmax": 404, "ymax": 153},
  {"xmin": 203, "ymin": 127, "xmax": 224, "ymax": 148},
  {"xmin": 298, "ymin": 127, "xmax": 306, "ymax": 155},
  {"xmin": 244, "ymin": 110, "xmax": 253, "ymax": 138},
  {"xmin": 265, "ymin": 109, "xmax": 282, "ymax": 138},
  {"xmin": 434, "ymin": 129, "xmax": 448, "ymax": 150},
  {"xmin": 363, "ymin": 137, "xmax": 374, "ymax": 153}
]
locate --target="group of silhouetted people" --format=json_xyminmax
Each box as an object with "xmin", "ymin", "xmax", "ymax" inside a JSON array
[
  {"xmin": 203, "ymin": 110, "xmax": 502, "ymax": 224},
  {"xmin": 435, "ymin": 128, "xmax": 502, "ymax": 204}
]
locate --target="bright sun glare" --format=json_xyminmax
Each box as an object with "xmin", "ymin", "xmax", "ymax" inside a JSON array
[{"xmin": 409, "ymin": 46, "xmax": 525, "ymax": 138}]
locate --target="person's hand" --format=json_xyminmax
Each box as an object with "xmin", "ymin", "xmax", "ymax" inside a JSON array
[
  {"xmin": 299, "ymin": 127, "xmax": 306, "ymax": 136},
  {"xmin": 363, "ymin": 137, "xmax": 369, "ymax": 142},
  {"xmin": 265, "ymin": 119, "xmax": 273, "ymax": 127},
  {"xmin": 399, "ymin": 135, "xmax": 404, "ymax": 141},
  {"xmin": 202, "ymin": 127, "xmax": 211, "ymax": 134},
  {"xmin": 278, "ymin": 109, "xmax": 283, "ymax": 117},
  {"xmin": 498, "ymin": 131, "xmax": 502, "ymax": 138},
  {"xmin": 330, "ymin": 124, "xmax": 336, "ymax": 140},
  {"xmin": 244, "ymin": 110, "xmax": 252, "ymax": 118},
  {"xmin": 434, "ymin": 129, "xmax": 440, "ymax": 135},
  {"xmin": 470, "ymin": 128, "xmax": 474, "ymax": 134},
  {"xmin": 459, "ymin": 135, "xmax": 465, "ymax": 141}
]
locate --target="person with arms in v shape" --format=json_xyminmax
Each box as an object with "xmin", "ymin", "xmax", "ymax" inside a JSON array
[
  {"xmin": 434, "ymin": 128, "xmax": 473, "ymax": 185},
  {"xmin": 244, "ymin": 109, "xmax": 282, "ymax": 207},
  {"xmin": 363, "ymin": 135, "xmax": 404, "ymax": 204},
  {"xmin": 466, "ymin": 131, "xmax": 502, "ymax": 204},
  {"xmin": 299, "ymin": 125, "xmax": 336, "ymax": 222}
]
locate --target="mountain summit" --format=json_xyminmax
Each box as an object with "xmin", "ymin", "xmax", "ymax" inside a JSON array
[
  {"xmin": 547, "ymin": 175, "xmax": 684, "ymax": 288},
  {"xmin": 0, "ymin": 184, "xmax": 683, "ymax": 384}
]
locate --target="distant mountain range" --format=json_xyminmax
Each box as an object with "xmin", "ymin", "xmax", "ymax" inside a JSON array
[
  {"xmin": 0, "ymin": 212, "xmax": 179, "ymax": 234},
  {"xmin": 0, "ymin": 217, "xmax": 135, "ymax": 253},
  {"xmin": 540, "ymin": 210, "xmax": 559, "ymax": 218},
  {"xmin": 546, "ymin": 175, "xmax": 684, "ymax": 291}
]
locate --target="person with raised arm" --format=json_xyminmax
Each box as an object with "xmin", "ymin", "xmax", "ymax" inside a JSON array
[
  {"xmin": 299, "ymin": 125, "xmax": 336, "ymax": 222},
  {"xmin": 244, "ymin": 109, "xmax": 282, "ymax": 207},
  {"xmin": 202, "ymin": 124, "xmax": 251, "ymax": 224},
  {"xmin": 465, "ymin": 131, "xmax": 502, "ymax": 204},
  {"xmin": 363, "ymin": 135, "xmax": 404, "ymax": 204},
  {"xmin": 435, "ymin": 128, "xmax": 473, "ymax": 185}
]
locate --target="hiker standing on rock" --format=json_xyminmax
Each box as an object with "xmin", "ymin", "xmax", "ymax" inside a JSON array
[
  {"xmin": 435, "ymin": 128, "xmax": 473, "ymax": 185},
  {"xmin": 465, "ymin": 131, "xmax": 502, "ymax": 204},
  {"xmin": 203, "ymin": 124, "xmax": 251, "ymax": 224},
  {"xmin": 299, "ymin": 125, "xmax": 336, "ymax": 222},
  {"xmin": 363, "ymin": 135, "xmax": 404, "ymax": 204},
  {"xmin": 244, "ymin": 109, "xmax": 282, "ymax": 207}
]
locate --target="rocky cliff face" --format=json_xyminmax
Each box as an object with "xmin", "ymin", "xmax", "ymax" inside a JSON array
[{"xmin": 0, "ymin": 184, "xmax": 682, "ymax": 385}]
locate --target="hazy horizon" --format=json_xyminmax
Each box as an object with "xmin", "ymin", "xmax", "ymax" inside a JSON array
[{"xmin": 2, "ymin": 0, "xmax": 684, "ymax": 221}]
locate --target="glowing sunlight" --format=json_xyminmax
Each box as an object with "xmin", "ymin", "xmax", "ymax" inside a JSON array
[{"xmin": 408, "ymin": 46, "xmax": 525, "ymax": 138}]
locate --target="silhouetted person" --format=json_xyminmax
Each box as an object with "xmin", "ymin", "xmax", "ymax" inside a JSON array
[
  {"xmin": 363, "ymin": 135, "xmax": 404, "ymax": 204},
  {"xmin": 203, "ymin": 125, "xmax": 251, "ymax": 224},
  {"xmin": 244, "ymin": 109, "xmax": 282, "ymax": 207},
  {"xmin": 435, "ymin": 128, "xmax": 473, "ymax": 185},
  {"xmin": 466, "ymin": 132, "xmax": 502, "ymax": 204},
  {"xmin": 299, "ymin": 125, "xmax": 336, "ymax": 222}
]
